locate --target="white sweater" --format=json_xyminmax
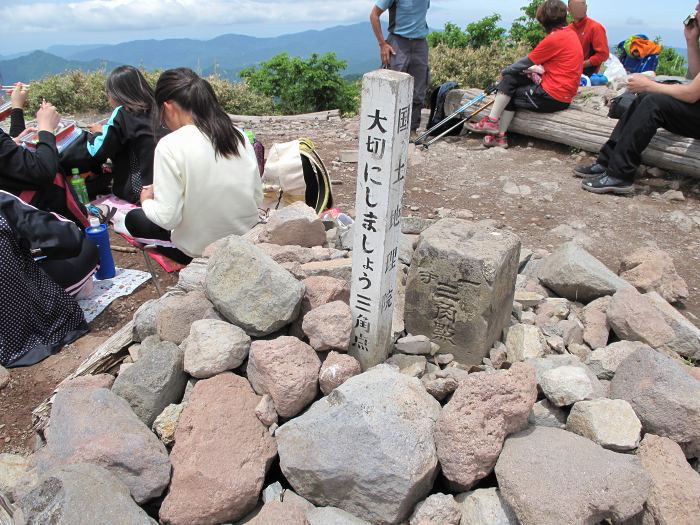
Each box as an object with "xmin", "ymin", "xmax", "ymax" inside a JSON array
[{"xmin": 142, "ymin": 125, "xmax": 262, "ymax": 257}]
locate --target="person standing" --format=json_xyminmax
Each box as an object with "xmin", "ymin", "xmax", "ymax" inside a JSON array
[
  {"xmin": 568, "ymin": 0, "xmax": 610, "ymax": 77},
  {"xmin": 370, "ymin": 0, "xmax": 431, "ymax": 132}
]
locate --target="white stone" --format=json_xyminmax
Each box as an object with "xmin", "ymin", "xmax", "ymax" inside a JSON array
[
  {"xmin": 456, "ymin": 488, "xmax": 518, "ymax": 525},
  {"xmin": 566, "ymin": 399, "xmax": 642, "ymax": 451},
  {"xmin": 506, "ymin": 324, "xmax": 546, "ymax": 362},
  {"xmin": 540, "ymin": 366, "xmax": 596, "ymax": 407}
]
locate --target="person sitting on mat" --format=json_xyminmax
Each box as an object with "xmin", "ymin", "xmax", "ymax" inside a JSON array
[
  {"xmin": 576, "ymin": 3, "xmax": 700, "ymax": 195},
  {"xmin": 0, "ymin": 93, "xmax": 88, "ymax": 227},
  {"xmin": 80, "ymin": 65, "xmax": 159, "ymax": 203},
  {"xmin": 467, "ymin": 0, "xmax": 583, "ymax": 149},
  {"xmin": 0, "ymin": 190, "xmax": 97, "ymax": 368},
  {"xmin": 125, "ymin": 68, "xmax": 262, "ymax": 262}
]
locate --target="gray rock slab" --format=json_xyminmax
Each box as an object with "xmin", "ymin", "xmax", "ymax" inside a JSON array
[
  {"xmin": 112, "ymin": 341, "xmax": 187, "ymax": 427},
  {"xmin": 182, "ymin": 319, "xmax": 250, "ymax": 379},
  {"xmin": 566, "ymin": 399, "xmax": 642, "ymax": 451},
  {"xmin": 307, "ymin": 507, "xmax": 371, "ymax": 525},
  {"xmin": 455, "ymin": 488, "xmax": 518, "ymax": 525}
]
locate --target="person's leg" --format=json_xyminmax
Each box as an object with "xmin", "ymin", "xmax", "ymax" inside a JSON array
[
  {"xmin": 38, "ymin": 236, "xmax": 99, "ymax": 296},
  {"xmin": 406, "ymin": 39, "xmax": 430, "ymax": 131},
  {"xmin": 125, "ymin": 208, "xmax": 192, "ymax": 265},
  {"xmin": 469, "ymin": 74, "xmax": 530, "ymax": 135}
]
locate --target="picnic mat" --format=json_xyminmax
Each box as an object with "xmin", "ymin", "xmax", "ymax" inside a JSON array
[
  {"xmin": 78, "ymin": 267, "xmax": 151, "ymax": 323},
  {"xmin": 91, "ymin": 194, "xmax": 183, "ymax": 273}
]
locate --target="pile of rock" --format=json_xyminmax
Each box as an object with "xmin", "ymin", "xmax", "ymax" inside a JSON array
[{"xmin": 1, "ymin": 204, "xmax": 698, "ymax": 525}]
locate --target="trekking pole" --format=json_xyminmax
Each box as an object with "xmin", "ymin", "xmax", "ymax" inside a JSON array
[
  {"xmin": 419, "ymin": 99, "xmax": 495, "ymax": 149},
  {"xmin": 413, "ymin": 83, "xmax": 497, "ymax": 146}
]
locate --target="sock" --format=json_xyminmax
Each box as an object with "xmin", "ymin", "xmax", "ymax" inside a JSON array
[
  {"xmin": 499, "ymin": 111, "xmax": 515, "ymax": 133},
  {"xmin": 489, "ymin": 93, "xmax": 512, "ymax": 120}
]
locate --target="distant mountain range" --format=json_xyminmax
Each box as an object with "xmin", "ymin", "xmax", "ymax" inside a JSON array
[{"xmin": 0, "ymin": 23, "xmax": 382, "ymax": 83}]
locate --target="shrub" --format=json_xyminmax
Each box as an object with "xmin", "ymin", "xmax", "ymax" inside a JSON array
[
  {"xmin": 429, "ymin": 42, "xmax": 530, "ymax": 90},
  {"xmin": 655, "ymin": 39, "xmax": 688, "ymax": 77},
  {"xmin": 429, "ymin": 17, "xmax": 507, "ymax": 50},
  {"xmin": 24, "ymin": 69, "xmax": 277, "ymax": 117},
  {"xmin": 510, "ymin": 0, "xmax": 547, "ymax": 49},
  {"xmin": 240, "ymin": 52, "xmax": 359, "ymax": 115}
]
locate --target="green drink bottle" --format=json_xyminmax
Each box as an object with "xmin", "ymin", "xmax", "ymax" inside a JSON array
[{"xmin": 70, "ymin": 168, "xmax": 90, "ymax": 205}]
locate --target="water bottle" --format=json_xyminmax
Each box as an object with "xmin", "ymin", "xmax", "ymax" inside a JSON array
[
  {"xmin": 86, "ymin": 216, "xmax": 116, "ymax": 280},
  {"xmin": 70, "ymin": 168, "xmax": 90, "ymax": 205}
]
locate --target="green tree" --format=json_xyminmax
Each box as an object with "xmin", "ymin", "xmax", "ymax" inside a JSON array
[
  {"xmin": 240, "ymin": 52, "xmax": 359, "ymax": 115},
  {"xmin": 509, "ymin": 0, "xmax": 546, "ymax": 48},
  {"xmin": 654, "ymin": 38, "xmax": 688, "ymax": 76},
  {"xmin": 428, "ymin": 16, "xmax": 507, "ymax": 49}
]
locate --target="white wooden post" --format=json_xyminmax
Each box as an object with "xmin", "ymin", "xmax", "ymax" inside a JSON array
[{"xmin": 349, "ymin": 69, "xmax": 413, "ymax": 370}]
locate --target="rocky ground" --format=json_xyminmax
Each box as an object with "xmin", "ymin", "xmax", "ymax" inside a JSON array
[{"xmin": 0, "ymin": 111, "xmax": 699, "ymax": 524}]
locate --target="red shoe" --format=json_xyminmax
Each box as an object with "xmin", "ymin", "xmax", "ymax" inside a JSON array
[
  {"xmin": 467, "ymin": 116, "xmax": 500, "ymax": 135},
  {"xmin": 484, "ymin": 133, "xmax": 508, "ymax": 149}
]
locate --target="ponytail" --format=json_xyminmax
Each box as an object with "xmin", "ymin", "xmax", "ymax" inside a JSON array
[{"xmin": 154, "ymin": 68, "xmax": 245, "ymax": 158}]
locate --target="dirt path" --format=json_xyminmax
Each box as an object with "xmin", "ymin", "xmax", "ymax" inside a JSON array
[{"xmin": 2, "ymin": 113, "xmax": 698, "ymax": 455}]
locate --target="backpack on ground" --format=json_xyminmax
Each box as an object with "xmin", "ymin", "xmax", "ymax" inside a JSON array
[
  {"xmin": 427, "ymin": 82, "xmax": 464, "ymax": 137},
  {"xmin": 261, "ymin": 138, "xmax": 333, "ymax": 213}
]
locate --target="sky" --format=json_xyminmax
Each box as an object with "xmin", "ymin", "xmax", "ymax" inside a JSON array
[{"xmin": 0, "ymin": 0, "xmax": 696, "ymax": 55}]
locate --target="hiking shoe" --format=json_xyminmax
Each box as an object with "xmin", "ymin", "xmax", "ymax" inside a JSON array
[
  {"xmin": 467, "ymin": 116, "xmax": 500, "ymax": 135},
  {"xmin": 581, "ymin": 175, "xmax": 635, "ymax": 195},
  {"xmin": 484, "ymin": 133, "xmax": 508, "ymax": 149},
  {"xmin": 573, "ymin": 162, "xmax": 606, "ymax": 178}
]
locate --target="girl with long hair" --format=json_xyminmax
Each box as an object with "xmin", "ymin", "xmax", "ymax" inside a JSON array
[
  {"xmin": 82, "ymin": 65, "xmax": 158, "ymax": 203},
  {"xmin": 125, "ymin": 68, "xmax": 262, "ymax": 262}
]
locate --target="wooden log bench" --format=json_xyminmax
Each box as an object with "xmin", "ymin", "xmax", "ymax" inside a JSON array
[{"xmin": 445, "ymin": 88, "xmax": 700, "ymax": 179}]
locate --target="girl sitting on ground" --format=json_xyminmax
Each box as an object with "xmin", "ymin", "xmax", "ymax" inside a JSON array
[
  {"xmin": 467, "ymin": 0, "xmax": 583, "ymax": 149},
  {"xmin": 79, "ymin": 65, "xmax": 159, "ymax": 203},
  {"xmin": 0, "ymin": 190, "xmax": 96, "ymax": 367},
  {"xmin": 124, "ymin": 68, "xmax": 262, "ymax": 263}
]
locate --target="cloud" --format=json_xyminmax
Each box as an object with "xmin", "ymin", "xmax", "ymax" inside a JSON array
[
  {"xmin": 0, "ymin": 0, "xmax": 374, "ymax": 32},
  {"xmin": 626, "ymin": 17, "xmax": 645, "ymax": 26}
]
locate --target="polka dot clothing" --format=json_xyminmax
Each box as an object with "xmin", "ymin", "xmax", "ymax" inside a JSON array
[{"xmin": 0, "ymin": 213, "xmax": 87, "ymax": 367}]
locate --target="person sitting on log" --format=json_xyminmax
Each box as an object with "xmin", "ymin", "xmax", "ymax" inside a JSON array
[
  {"xmin": 0, "ymin": 190, "xmax": 96, "ymax": 368},
  {"xmin": 576, "ymin": 4, "xmax": 700, "ymax": 195},
  {"xmin": 0, "ymin": 90, "xmax": 88, "ymax": 227},
  {"xmin": 124, "ymin": 68, "xmax": 262, "ymax": 263},
  {"xmin": 568, "ymin": 0, "xmax": 610, "ymax": 77},
  {"xmin": 467, "ymin": 0, "xmax": 583, "ymax": 149}
]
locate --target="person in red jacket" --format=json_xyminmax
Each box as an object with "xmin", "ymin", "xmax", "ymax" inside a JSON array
[
  {"xmin": 568, "ymin": 0, "xmax": 610, "ymax": 76},
  {"xmin": 467, "ymin": 0, "xmax": 583, "ymax": 148}
]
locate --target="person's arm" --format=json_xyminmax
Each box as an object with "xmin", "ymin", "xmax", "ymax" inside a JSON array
[
  {"xmin": 586, "ymin": 24, "xmax": 610, "ymax": 70},
  {"xmin": 628, "ymin": 73, "xmax": 700, "ymax": 104},
  {"xmin": 141, "ymin": 142, "xmax": 184, "ymax": 231},
  {"xmin": 0, "ymin": 190, "xmax": 84, "ymax": 257},
  {"xmin": 685, "ymin": 19, "xmax": 700, "ymax": 78},
  {"xmin": 0, "ymin": 103, "xmax": 61, "ymax": 187},
  {"xmin": 502, "ymin": 56, "xmax": 535, "ymax": 76},
  {"xmin": 8, "ymin": 84, "xmax": 29, "ymax": 137},
  {"xmin": 85, "ymin": 106, "xmax": 127, "ymax": 163},
  {"xmin": 370, "ymin": 2, "xmax": 395, "ymax": 66}
]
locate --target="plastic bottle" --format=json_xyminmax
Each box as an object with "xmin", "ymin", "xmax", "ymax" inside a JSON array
[
  {"xmin": 70, "ymin": 168, "xmax": 90, "ymax": 205},
  {"xmin": 85, "ymin": 216, "xmax": 116, "ymax": 280}
]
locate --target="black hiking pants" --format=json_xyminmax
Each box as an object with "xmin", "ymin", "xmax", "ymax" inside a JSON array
[
  {"xmin": 498, "ymin": 72, "xmax": 570, "ymax": 113},
  {"xmin": 124, "ymin": 208, "xmax": 192, "ymax": 265},
  {"xmin": 598, "ymin": 92, "xmax": 700, "ymax": 183}
]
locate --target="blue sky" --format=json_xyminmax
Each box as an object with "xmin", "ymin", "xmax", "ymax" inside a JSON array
[{"xmin": 1, "ymin": 0, "xmax": 696, "ymax": 54}]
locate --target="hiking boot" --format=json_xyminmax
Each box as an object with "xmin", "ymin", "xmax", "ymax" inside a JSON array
[
  {"xmin": 581, "ymin": 175, "xmax": 635, "ymax": 195},
  {"xmin": 484, "ymin": 133, "xmax": 508, "ymax": 149},
  {"xmin": 573, "ymin": 162, "xmax": 606, "ymax": 178},
  {"xmin": 466, "ymin": 116, "xmax": 500, "ymax": 135}
]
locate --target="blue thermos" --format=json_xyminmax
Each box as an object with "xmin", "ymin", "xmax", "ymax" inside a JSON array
[{"xmin": 86, "ymin": 216, "xmax": 116, "ymax": 280}]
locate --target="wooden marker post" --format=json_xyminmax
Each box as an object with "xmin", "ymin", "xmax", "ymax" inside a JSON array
[{"xmin": 349, "ymin": 69, "xmax": 413, "ymax": 370}]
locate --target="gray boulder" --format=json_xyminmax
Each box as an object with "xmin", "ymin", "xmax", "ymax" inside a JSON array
[
  {"xmin": 307, "ymin": 507, "xmax": 371, "ymax": 525},
  {"xmin": 495, "ymin": 427, "xmax": 650, "ymax": 525},
  {"xmin": 610, "ymin": 346, "xmax": 700, "ymax": 458},
  {"xmin": 586, "ymin": 341, "xmax": 650, "ymax": 380},
  {"xmin": 112, "ymin": 341, "xmax": 187, "ymax": 427},
  {"xmin": 566, "ymin": 399, "xmax": 642, "ymax": 451},
  {"xmin": 528, "ymin": 399, "xmax": 567, "ymax": 429},
  {"xmin": 409, "ymin": 493, "xmax": 461, "ymax": 525},
  {"xmin": 18, "ymin": 464, "xmax": 157, "ymax": 525},
  {"xmin": 206, "ymin": 236, "xmax": 304, "ymax": 336},
  {"xmin": 455, "ymin": 488, "xmax": 518, "ymax": 525},
  {"xmin": 540, "ymin": 366, "xmax": 599, "ymax": 407},
  {"xmin": 645, "ymin": 291, "xmax": 700, "ymax": 360},
  {"xmin": 156, "ymin": 290, "xmax": 218, "ymax": 344},
  {"xmin": 182, "ymin": 319, "xmax": 250, "ymax": 379},
  {"xmin": 525, "ymin": 355, "xmax": 605, "ymax": 398},
  {"xmin": 405, "ymin": 219, "xmax": 521, "ymax": 366},
  {"xmin": 36, "ymin": 388, "xmax": 170, "ymax": 504},
  {"xmin": 276, "ymin": 365, "xmax": 441, "ymax": 525},
  {"xmin": 538, "ymin": 242, "xmax": 631, "ymax": 303},
  {"xmin": 133, "ymin": 299, "xmax": 160, "ymax": 342}
]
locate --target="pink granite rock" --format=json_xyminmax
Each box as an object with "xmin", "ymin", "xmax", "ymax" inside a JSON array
[
  {"xmin": 159, "ymin": 373, "xmax": 277, "ymax": 524},
  {"xmin": 319, "ymin": 351, "xmax": 362, "ymax": 395},
  {"xmin": 607, "ymin": 288, "xmax": 675, "ymax": 349},
  {"xmin": 302, "ymin": 301, "xmax": 353, "ymax": 352},
  {"xmin": 619, "ymin": 247, "xmax": 688, "ymax": 304}
]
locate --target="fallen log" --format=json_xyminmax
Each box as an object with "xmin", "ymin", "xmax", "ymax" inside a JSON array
[
  {"xmin": 446, "ymin": 88, "xmax": 700, "ymax": 179},
  {"xmin": 229, "ymin": 109, "xmax": 341, "ymax": 123}
]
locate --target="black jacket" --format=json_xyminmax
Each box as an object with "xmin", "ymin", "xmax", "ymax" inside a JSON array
[{"xmin": 83, "ymin": 106, "xmax": 156, "ymax": 203}]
